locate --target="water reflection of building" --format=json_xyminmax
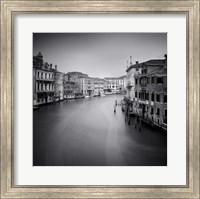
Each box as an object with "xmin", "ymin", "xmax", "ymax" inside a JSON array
[
  {"xmin": 134, "ymin": 55, "xmax": 167, "ymax": 130},
  {"xmin": 33, "ymin": 52, "xmax": 55, "ymax": 105}
]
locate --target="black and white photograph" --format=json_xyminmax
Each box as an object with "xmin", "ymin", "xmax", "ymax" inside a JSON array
[{"xmin": 33, "ymin": 33, "xmax": 167, "ymax": 166}]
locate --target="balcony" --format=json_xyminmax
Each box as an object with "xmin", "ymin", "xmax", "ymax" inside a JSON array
[
  {"xmin": 36, "ymin": 77, "xmax": 55, "ymax": 81},
  {"xmin": 36, "ymin": 89, "xmax": 54, "ymax": 93},
  {"xmin": 138, "ymin": 99, "xmax": 147, "ymax": 104}
]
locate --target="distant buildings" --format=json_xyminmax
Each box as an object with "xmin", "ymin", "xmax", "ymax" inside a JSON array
[
  {"xmin": 80, "ymin": 77, "xmax": 93, "ymax": 97},
  {"xmin": 117, "ymin": 75, "xmax": 127, "ymax": 93},
  {"xmin": 63, "ymin": 72, "xmax": 87, "ymax": 99},
  {"xmin": 104, "ymin": 76, "xmax": 127, "ymax": 94},
  {"xmin": 63, "ymin": 72, "xmax": 127, "ymax": 98},
  {"xmin": 104, "ymin": 77, "xmax": 118, "ymax": 93},
  {"xmin": 33, "ymin": 52, "xmax": 127, "ymax": 106},
  {"xmin": 93, "ymin": 78, "xmax": 105, "ymax": 96},
  {"xmin": 55, "ymin": 68, "xmax": 64, "ymax": 101},
  {"xmin": 66, "ymin": 71, "xmax": 88, "ymax": 81},
  {"xmin": 63, "ymin": 74, "xmax": 78, "ymax": 99}
]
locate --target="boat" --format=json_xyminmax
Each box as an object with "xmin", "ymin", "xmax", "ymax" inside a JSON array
[
  {"xmin": 33, "ymin": 106, "xmax": 39, "ymax": 110},
  {"xmin": 105, "ymin": 92, "xmax": 113, "ymax": 95},
  {"xmin": 33, "ymin": 101, "xmax": 39, "ymax": 110},
  {"xmin": 67, "ymin": 95, "xmax": 75, "ymax": 99}
]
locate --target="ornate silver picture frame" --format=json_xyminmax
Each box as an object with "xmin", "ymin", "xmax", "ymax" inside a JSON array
[{"xmin": 0, "ymin": 1, "xmax": 199, "ymax": 198}]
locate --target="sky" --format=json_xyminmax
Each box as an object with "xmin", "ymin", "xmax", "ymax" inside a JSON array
[{"xmin": 33, "ymin": 33, "xmax": 167, "ymax": 78}]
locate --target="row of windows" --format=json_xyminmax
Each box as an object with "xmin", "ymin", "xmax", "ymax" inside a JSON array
[
  {"xmin": 37, "ymin": 71, "xmax": 54, "ymax": 80},
  {"xmin": 140, "ymin": 105, "xmax": 167, "ymax": 116},
  {"xmin": 37, "ymin": 83, "xmax": 54, "ymax": 91},
  {"xmin": 135, "ymin": 92, "xmax": 167, "ymax": 103},
  {"xmin": 64, "ymin": 86, "xmax": 78, "ymax": 90},
  {"xmin": 106, "ymin": 86, "xmax": 118, "ymax": 88},
  {"xmin": 154, "ymin": 118, "xmax": 167, "ymax": 125},
  {"xmin": 141, "ymin": 69, "xmax": 147, "ymax": 74},
  {"xmin": 151, "ymin": 108, "xmax": 167, "ymax": 116},
  {"xmin": 135, "ymin": 77, "xmax": 164, "ymax": 85}
]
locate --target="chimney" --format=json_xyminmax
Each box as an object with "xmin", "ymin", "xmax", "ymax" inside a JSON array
[
  {"xmin": 55, "ymin": 65, "xmax": 57, "ymax": 71},
  {"xmin": 136, "ymin": 61, "xmax": 139, "ymax": 64},
  {"xmin": 130, "ymin": 56, "xmax": 132, "ymax": 66},
  {"xmin": 44, "ymin": 62, "xmax": 48, "ymax": 69},
  {"xmin": 50, "ymin": 63, "xmax": 52, "ymax": 69},
  {"xmin": 164, "ymin": 54, "xmax": 167, "ymax": 68},
  {"xmin": 38, "ymin": 51, "xmax": 43, "ymax": 58}
]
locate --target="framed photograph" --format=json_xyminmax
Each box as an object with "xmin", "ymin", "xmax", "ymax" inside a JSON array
[{"xmin": 0, "ymin": 0, "xmax": 199, "ymax": 198}]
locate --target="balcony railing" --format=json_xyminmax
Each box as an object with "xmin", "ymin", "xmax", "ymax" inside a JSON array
[
  {"xmin": 36, "ymin": 89, "xmax": 54, "ymax": 93},
  {"xmin": 36, "ymin": 77, "xmax": 55, "ymax": 81}
]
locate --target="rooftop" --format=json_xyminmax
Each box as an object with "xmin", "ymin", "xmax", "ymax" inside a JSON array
[
  {"xmin": 104, "ymin": 75, "xmax": 127, "ymax": 80},
  {"xmin": 92, "ymin": 77, "xmax": 106, "ymax": 81},
  {"xmin": 66, "ymin": 71, "xmax": 88, "ymax": 77},
  {"xmin": 126, "ymin": 57, "xmax": 167, "ymax": 73},
  {"xmin": 135, "ymin": 67, "xmax": 167, "ymax": 78}
]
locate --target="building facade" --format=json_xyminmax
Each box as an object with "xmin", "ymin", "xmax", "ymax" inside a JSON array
[
  {"xmin": 104, "ymin": 78, "xmax": 118, "ymax": 93},
  {"xmin": 63, "ymin": 76, "xmax": 78, "ymax": 99},
  {"xmin": 116, "ymin": 75, "xmax": 127, "ymax": 93},
  {"xmin": 55, "ymin": 67, "xmax": 64, "ymax": 101},
  {"xmin": 63, "ymin": 72, "xmax": 85, "ymax": 99},
  {"xmin": 104, "ymin": 76, "xmax": 127, "ymax": 94},
  {"xmin": 126, "ymin": 61, "xmax": 141, "ymax": 100},
  {"xmin": 65, "ymin": 71, "xmax": 88, "ymax": 82},
  {"xmin": 82, "ymin": 77, "xmax": 95, "ymax": 97},
  {"xmin": 93, "ymin": 78, "xmax": 105, "ymax": 96},
  {"xmin": 134, "ymin": 55, "xmax": 167, "ymax": 130},
  {"xmin": 33, "ymin": 52, "xmax": 55, "ymax": 105}
]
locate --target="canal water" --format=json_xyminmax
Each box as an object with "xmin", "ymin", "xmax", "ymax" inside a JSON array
[{"xmin": 33, "ymin": 95, "xmax": 167, "ymax": 166}]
